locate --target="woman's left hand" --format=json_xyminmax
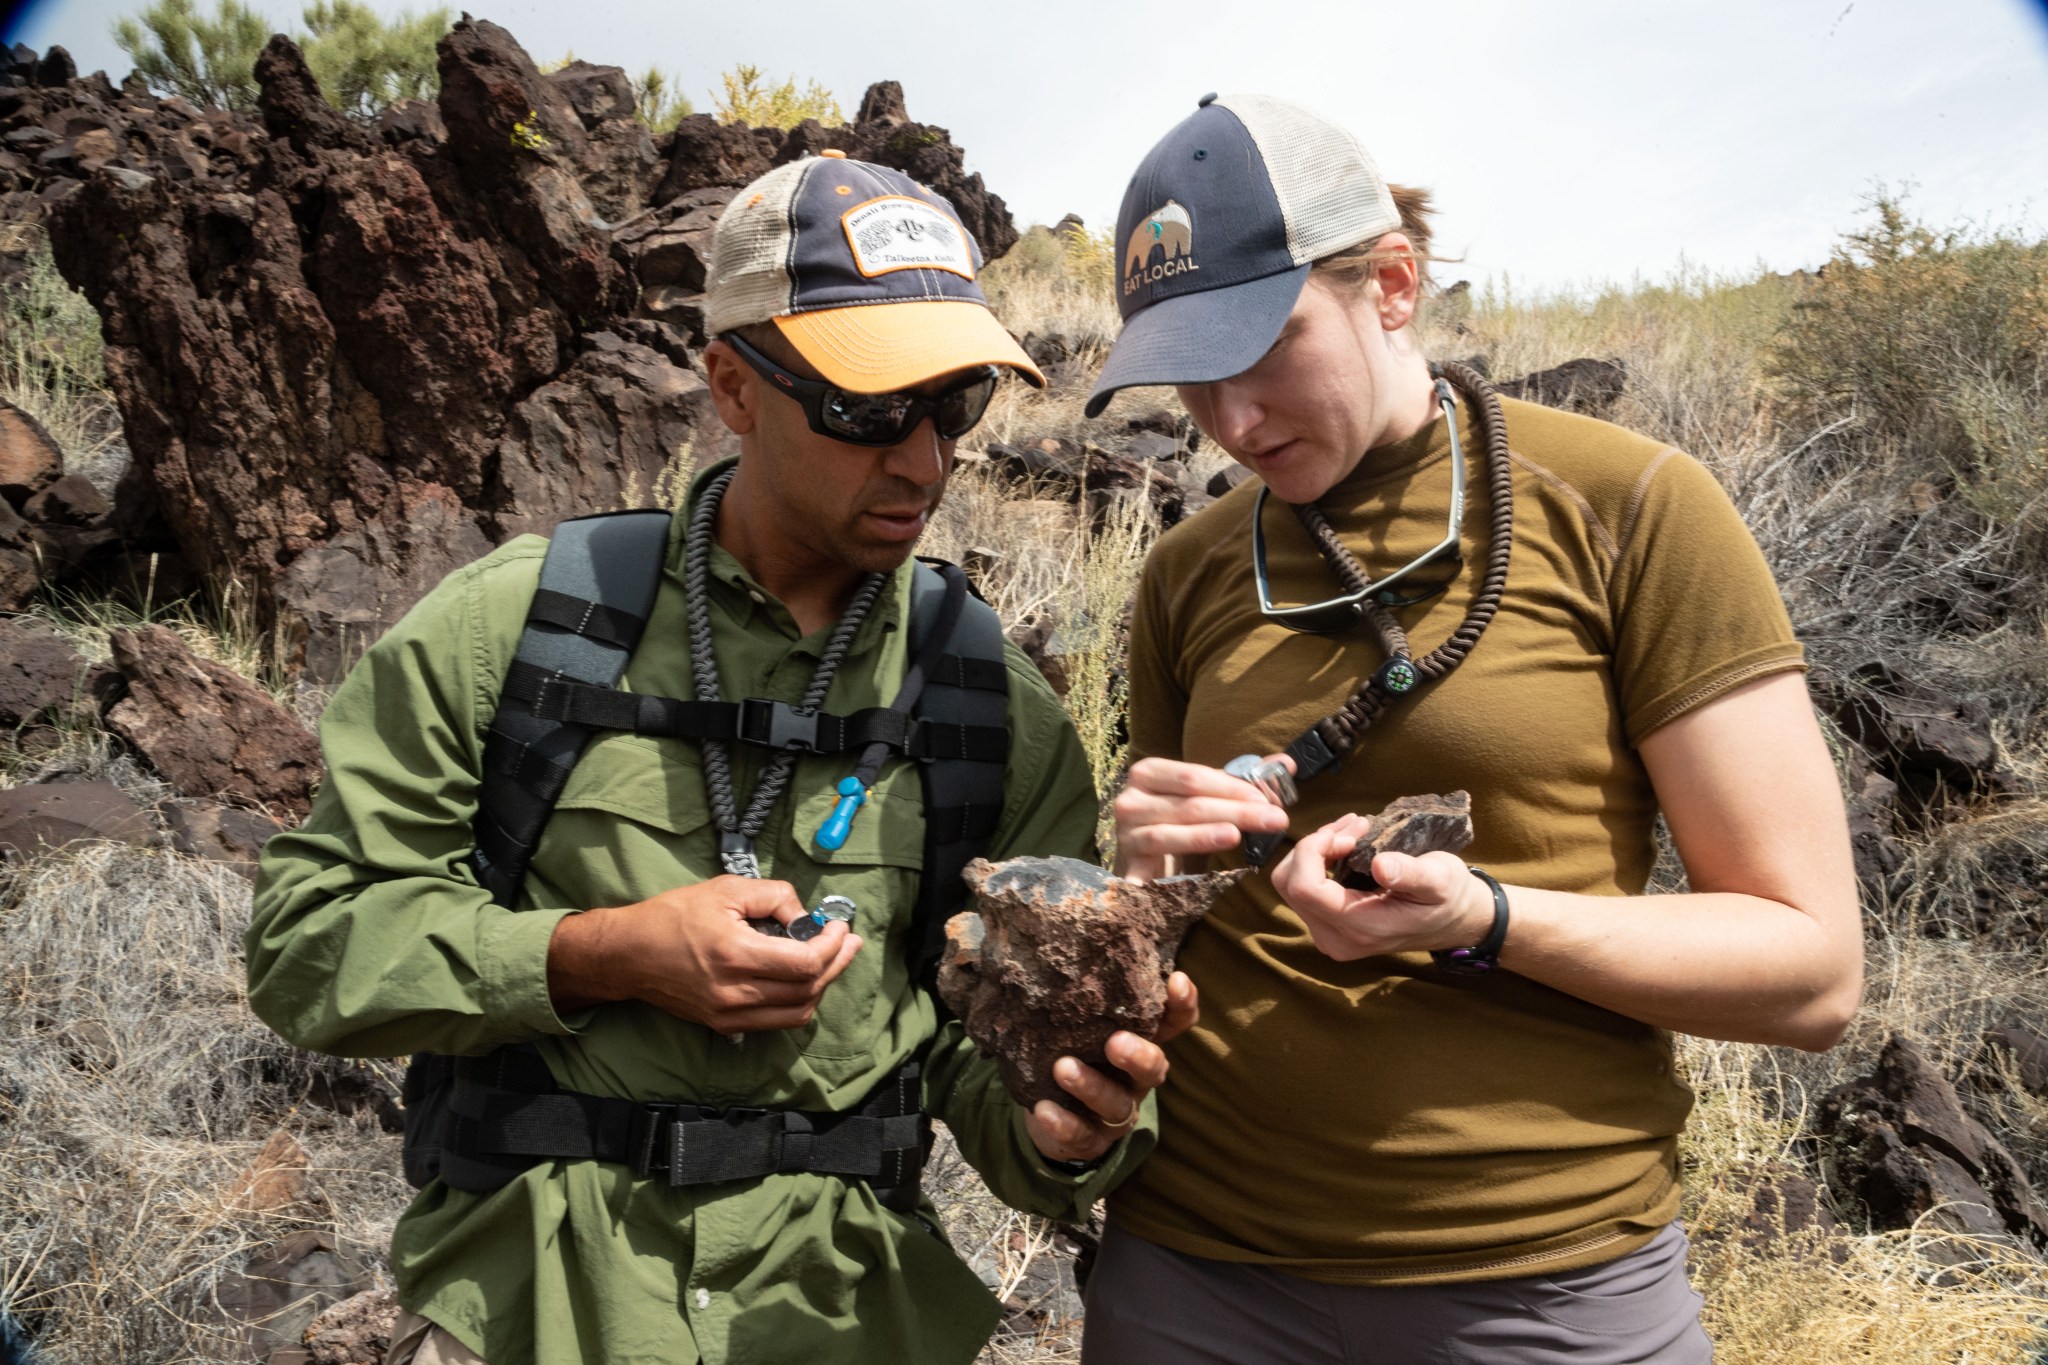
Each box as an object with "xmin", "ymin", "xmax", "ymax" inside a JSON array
[{"xmin": 1270, "ymin": 815, "xmax": 1492, "ymax": 961}]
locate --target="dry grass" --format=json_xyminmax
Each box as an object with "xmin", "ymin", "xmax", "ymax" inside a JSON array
[
  {"xmin": 0, "ymin": 843, "xmax": 411, "ymax": 1363},
  {"xmin": 0, "ymin": 226, "xmax": 127, "ymax": 494}
]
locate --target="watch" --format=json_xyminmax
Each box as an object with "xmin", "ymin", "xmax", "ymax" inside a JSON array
[{"xmin": 1431, "ymin": 867, "xmax": 1509, "ymax": 975}]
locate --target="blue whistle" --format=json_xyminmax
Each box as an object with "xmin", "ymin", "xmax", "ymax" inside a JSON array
[{"xmin": 815, "ymin": 776, "xmax": 868, "ymax": 851}]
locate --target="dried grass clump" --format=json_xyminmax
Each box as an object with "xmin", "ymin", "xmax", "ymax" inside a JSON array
[
  {"xmin": 924, "ymin": 1126, "xmax": 1083, "ymax": 1365},
  {"xmin": 0, "ymin": 844, "xmax": 409, "ymax": 1362},
  {"xmin": 0, "ymin": 225, "xmax": 127, "ymax": 493}
]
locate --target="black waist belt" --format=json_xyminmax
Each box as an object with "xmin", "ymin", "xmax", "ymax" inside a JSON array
[{"xmin": 441, "ymin": 1050, "xmax": 929, "ymax": 1211}]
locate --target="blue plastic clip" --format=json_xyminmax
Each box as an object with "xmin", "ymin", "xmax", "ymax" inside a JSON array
[{"xmin": 816, "ymin": 776, "xmax": 868, "ymax": 851}]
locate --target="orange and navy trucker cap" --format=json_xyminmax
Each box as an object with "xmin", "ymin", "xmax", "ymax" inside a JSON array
[{"xmin": 705, "ymin": 151, "xmax": 1044, "ymax": 394}]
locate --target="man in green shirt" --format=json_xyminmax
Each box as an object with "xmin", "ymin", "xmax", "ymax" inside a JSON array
[{"xmin": 248, "ymin": 154, "xmax": 1188, "ymax": 1365}]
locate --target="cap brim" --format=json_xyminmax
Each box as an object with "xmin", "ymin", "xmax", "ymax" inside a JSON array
[
  {"xmin": 776, "ymin": 300, "xmax": 1045, "ymax": 393},
  {"xmin": 1083, "ymin": 264, "xmax": 1311, "ymax": 418}
]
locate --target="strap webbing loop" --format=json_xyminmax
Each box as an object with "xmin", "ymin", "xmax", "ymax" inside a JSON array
[{"xmin": 525, "ymin": 588, "xmax": 646, "ymax": 650}]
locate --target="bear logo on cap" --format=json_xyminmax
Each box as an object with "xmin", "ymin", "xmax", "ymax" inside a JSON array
[{"xmin": 1122, "ymin": 200, "xmax": 1197, "ymax": 296}]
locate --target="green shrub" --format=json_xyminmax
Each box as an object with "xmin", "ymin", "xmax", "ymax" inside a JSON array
[
  {"xmin": 713, "ymin": 63, "xmax": 842, "ymax": 129},
  {"xmin": 299, "ymin": 0, "xmax": 447, "ymax": 118},
  {"xmin": 1767, "ymin": 194, "xmax": 2048, "ymax": 516},
  {"xmin": 112, "ymin": 0, "xmax": 451, "ymax": 118},
  {"xmin": 112, "ymin": 0, "xmax": 269, "ymax": 112},
  {"xmin": 632, "ymin": 67, "xmax": 693, "ymax": 134}
]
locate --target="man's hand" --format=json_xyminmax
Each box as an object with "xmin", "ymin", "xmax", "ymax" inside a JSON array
[
  {"xmin": 548, "ymin": 876, "xmax": 863, "ymax": 1033},
  {"xmin": 1112, "ymin": 757, "xmax": 1290, "ymax": 882},
  {"xmin": 1268, "ymin": 814, "xmax": 1491, "ymax": 961},
  {"xmin": 1023, "ymin": 971, "xmax": 1198, "ymax": 1165}
]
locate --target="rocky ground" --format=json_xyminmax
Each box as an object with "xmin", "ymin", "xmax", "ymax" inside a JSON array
[{"xmin": 4, "ymin": 22, "xmax": 2048, "ymax": 1365}]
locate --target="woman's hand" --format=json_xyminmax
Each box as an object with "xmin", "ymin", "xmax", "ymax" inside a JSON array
[
  {"xmin": 1112, "ymin": 757, "xmax": 1291, "ymax": 882},
  {"xmin": 1023, "ymin": 972, "xmax": 1198, "ymax": 1164},
  {"xmin": 1269, "ymin": 814, "xmax": 1492, "ymax": 961}
]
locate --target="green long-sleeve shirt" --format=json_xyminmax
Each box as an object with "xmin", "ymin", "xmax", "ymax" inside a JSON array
[{"xmin": 248, "ymin": 471, "xmax": 1151, "ymax": 1365}]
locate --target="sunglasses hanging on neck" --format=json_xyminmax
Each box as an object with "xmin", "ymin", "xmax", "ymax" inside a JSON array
[{"xmin": 1251, "ymin": 376, "xmax": 1468, "ymax": 633}]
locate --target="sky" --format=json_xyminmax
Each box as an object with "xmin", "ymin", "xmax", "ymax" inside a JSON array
[{"xmin": 7, "ymin": 0, "xmax": 2048, "ymax": 295}]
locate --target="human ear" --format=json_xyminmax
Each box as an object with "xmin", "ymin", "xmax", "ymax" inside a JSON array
[
  {"xmin": 1371, "ymin": 232, "xmax": 1422, "ymax": 333},
  {"xmin": 703, "ymin": 340, "xmax": 760, "ymax": 436}
]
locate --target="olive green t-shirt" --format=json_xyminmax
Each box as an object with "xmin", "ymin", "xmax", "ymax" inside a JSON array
[{"xmin": 1115, "ymin": 396, "xmax": 1806, "ymax": 1283}]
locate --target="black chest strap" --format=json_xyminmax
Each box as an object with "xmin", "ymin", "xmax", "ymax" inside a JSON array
[
  {"xmin": 906, "ymin": 560, "xmax": 1010, "ymax": 981},
  {"xmin": 472, "ymin": 510, "xmax": 673, "ymax": 907},
  {"xmin": 407, "ymin": 523, "xmax": 1012, "ymax": 1198}
]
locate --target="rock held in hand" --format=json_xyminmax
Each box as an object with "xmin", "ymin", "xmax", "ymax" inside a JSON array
[
  {"xmin": 1341, "ymin": 791, "xmax": 1475, "ymax": 890},
  {"xmin": 939, "ymin": 855, "xmax": 1245, "ymax": 1113}
]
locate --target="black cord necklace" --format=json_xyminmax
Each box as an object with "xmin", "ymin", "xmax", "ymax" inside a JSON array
[
  {"xmin": 1237, "ymin": 359, "xmax": 1514, "ymax": 864},
  {"xmin": 682, "ymin": 468, "xmax": 886, "ymax": 878}
]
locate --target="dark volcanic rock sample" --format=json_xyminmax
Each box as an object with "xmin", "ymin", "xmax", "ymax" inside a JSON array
[
  {"xmin": 105, "ymin": 624, "xmax": 322, "ymax": 817},
  {"xmin": 1341, "ymin": 791, "xmax": 1475, "ymax": 890},
  {"xmin": 940, "ymin": 855, "xmax": 1245, "ymax": 1113}
]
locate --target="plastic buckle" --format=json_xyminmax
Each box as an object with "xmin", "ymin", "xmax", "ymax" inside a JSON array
[
  {"xmin": 742, "ymin": 698, "xmax": 821, "ymax": 751},
  {"xmin": 627, "ymin": 1102, "xmax": 679, "ymax": 1177}
]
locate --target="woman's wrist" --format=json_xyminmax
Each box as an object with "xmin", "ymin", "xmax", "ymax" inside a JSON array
[{"xmin": 1433, "ymin": 868, "xmax": 1510, "ymax": 974}]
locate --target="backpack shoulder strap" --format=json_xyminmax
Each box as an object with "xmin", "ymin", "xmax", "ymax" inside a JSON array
[
  {"xmin": 907, "ymin": 559, "xmax": 1010, "ymax": 981},
  {"xmin": 473, "ymin": 508, "xmax": 672, "ymax": 907}
]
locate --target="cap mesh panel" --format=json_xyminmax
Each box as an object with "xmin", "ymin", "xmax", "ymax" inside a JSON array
[
  {"xmin": 705, "ymin": 160, "xmax": 807, "ymax": 336},
  {"xmin": 1217, "ymin": 93, "xmax": 1400, "ymax": 266}
]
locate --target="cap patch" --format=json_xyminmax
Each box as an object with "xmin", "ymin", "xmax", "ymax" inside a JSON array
[
  {"xmin": 841, "ymin": 196, "xmax": 975, "ymax": 280},
  {"xmin": 1122, "ymin": 199, "xmax": 1197, "ymax": 298}
]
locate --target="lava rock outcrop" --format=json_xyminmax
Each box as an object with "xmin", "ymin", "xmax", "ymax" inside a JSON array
[{"xmin": 1, "ymin": 27, "xmax": 1019, "ymax": 677}]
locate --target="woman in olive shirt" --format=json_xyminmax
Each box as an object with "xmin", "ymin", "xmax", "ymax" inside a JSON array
[{"xmin": 1082, "ymin": 94, "xmax": 1861, "ymax": 1363}]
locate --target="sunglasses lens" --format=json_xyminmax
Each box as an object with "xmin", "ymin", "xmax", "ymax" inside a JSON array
[
  {"xmin": 823, "ymin": 390, "xmax": 918, "ymax": 444},
  {"xmin": 938, "ymin": 373, "xmax": 997, "ymax": 439},
  {"xmin": 1276, "ymin": 601, "xmax": 1367, "ymax": 635}
]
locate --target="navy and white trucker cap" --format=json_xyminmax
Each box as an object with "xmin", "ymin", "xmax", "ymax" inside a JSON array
[
  {"xmin": 706, "ymin": 150, "xmax": 1043, "ymax": 393},
  {"xmin": 1085, "ymin": 94, "xmax": 1401, "ymax": 418}
]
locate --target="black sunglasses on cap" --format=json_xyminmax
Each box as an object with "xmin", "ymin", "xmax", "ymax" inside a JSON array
[{"xmin": 721, "ymin": 331, "xmax": 999, "ymax": 448}]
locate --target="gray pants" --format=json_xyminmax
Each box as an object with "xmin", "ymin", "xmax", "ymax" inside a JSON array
[{"xmin": 1081, "ymin": 1221, "xmax": 1712, "ymax": 1365}]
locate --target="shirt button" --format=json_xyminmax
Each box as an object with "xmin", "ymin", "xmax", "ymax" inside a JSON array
[
  {"xmin": 747, "ymin": 589, "xmax": 766, "ymax": 604},
  {"xmin": 694, "ymin": 1287, "xmax": 711, "ymax": 1310}
]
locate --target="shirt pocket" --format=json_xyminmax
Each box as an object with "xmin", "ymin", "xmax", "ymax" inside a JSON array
[
  {"xmin": 526, "ymin": 734, "xmax": 713, "ymax": 912},
  {"xmin": 785, "ymin": 760, "xmax": 926, "ymax": 1066}
]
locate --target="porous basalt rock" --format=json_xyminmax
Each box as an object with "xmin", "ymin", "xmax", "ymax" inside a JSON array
[
  {"xmin": 1341, "ymin": 791, "xmax": 1475, "ymax": 890},
  {"xmin": 105, "ymin": 624, "xmax": 322, "ymax": 817},
  {"xmin": 3, "ymin": 32, "xmax": 1021, "ymax": 678},
  {"xmin": 1817, "ymin": 1034, "xmax": 2048, "ymax": 1253},
  {"xmin": 939, "ymin": 855, "xmax": 1245, "ymax": 1112}
]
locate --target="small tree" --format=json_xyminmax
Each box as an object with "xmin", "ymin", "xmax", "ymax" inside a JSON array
[
  {"xmin": 301, "ymin": 0, "xmax": 448, "ymax": 118},
  {"xmin": 714, "ymin": 63, "xmax": 842, "ymax": 129},
  {"xmin": 112, "ymin": 0, "xmax": 269, "ymax": 113},
  {"xmin": 633, "ymin": 67, "xmax": 692, "ymax": 134},
  {"xmin": 112, "ymin": 0, "xmax": 450, "ymax": 118}
]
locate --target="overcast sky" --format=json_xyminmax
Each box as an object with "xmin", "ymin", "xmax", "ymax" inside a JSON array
[{"xmin": 9, "ymin": 0, "xmax": 2048, "ymax": 294}]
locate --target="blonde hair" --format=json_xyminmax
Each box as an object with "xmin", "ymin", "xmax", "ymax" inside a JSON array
[{"xmin": 1310, "ymin": 183, "xmax": 1446, "ymax": 295}]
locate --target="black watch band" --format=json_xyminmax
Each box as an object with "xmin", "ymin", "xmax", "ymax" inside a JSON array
[{"xmin": 1431, "ymin": 867, "xmax": 1509, "ymax": 976}]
